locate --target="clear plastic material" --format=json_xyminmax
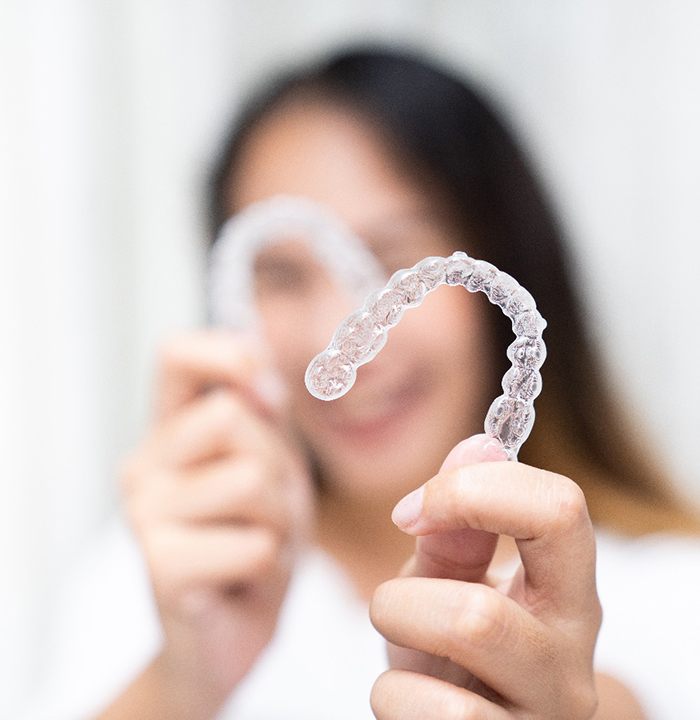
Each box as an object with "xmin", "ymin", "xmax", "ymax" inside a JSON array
[
  {"xmin": 305, "ymin": 251, "xmax": 547, "ymax": 460},
  {"xmin": 208, "ymin": 195, "xmax": 386, "ymax": 329},
  {"xmin": 207, "ymin": 198, "xmax": 546, "ymax": 461}
]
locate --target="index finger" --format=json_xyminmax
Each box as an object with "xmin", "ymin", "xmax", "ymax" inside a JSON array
[
  {"xmin": 392, "ymin": 461, "xmax": 597, "ymax": 616},
  {"xmin": 152, "ymin": 328, "xmax": 284, "ymax": 421},
  {"xmin": 399, "ymin": 435, "xmax": 507, "ymax": 584}
]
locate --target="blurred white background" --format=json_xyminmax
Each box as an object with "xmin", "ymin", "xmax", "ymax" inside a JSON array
[{"xmin": 1, "ymin": 0, "xmax": 698, "ymax": 714}]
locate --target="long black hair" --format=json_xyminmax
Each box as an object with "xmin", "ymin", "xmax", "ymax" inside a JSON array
[{"xmin": 207, "ymin": 45, "xmax": 695, "ymax": 534}]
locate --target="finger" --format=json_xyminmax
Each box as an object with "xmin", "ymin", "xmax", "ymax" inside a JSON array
[
  {"xmin": 371, "ymin": 669, "xmax": 512, "ymax": 720},
  {"xmin": 148, "ymin": 389, "xmax": 279, "ymax": 469},
  {"xmin": 153, "ymin": 329, "xmax": 286, "ymax": 422},
  {"xmin": 148, "ymin": 524, "xmax": 286, "ymax": 596},
  {"xmin": 391, "ymin": 461, "xmax": 596, "ymax": 615},
  {"xmin": 371, "ymin": 576, "xmax": 565, "ymax": 710},
  {"xmin": 400, "ymin": 434, "xmax": 507, "ymax": 583},
  {"xmin": 170, "ymin": 456, "xmax": 291, "ymax": 534}
]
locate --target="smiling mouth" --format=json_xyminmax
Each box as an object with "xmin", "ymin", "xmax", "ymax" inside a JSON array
[{"xmin": 319, "ymin": 369, "xmax": 427, "ymax": 439}]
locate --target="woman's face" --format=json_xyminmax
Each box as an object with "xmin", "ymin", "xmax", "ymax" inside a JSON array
[{"xmin": 228, "ymin": 100, "xmax": 497, "ymax": 503}]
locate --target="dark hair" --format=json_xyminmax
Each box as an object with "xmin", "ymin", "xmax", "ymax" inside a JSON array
[{"xmin": 208, "ymin": 45, "xmax": 696, "ymax": 534}]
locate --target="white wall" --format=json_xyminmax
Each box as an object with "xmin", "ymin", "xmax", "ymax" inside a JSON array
[{"xmin": 1, "ymin": 1, "xmax": 698, "ymax": 713}]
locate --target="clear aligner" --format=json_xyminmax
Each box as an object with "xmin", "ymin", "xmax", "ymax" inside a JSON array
[
  {"xmin": 305, "ymin": 252, "xmax": 547, "ymax": 461},
  {"xmin": 208, "ymin": 195, "xmax": 386, "ymax": 330}
]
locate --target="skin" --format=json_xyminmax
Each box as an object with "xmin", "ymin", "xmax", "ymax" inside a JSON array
[
  {"xmin": 234, "ymin": 101, "xmax": 496, "ymax": 505},
  {"xmin": 231, "ymin": 99, "xmax": 499, "ymax": 597},
  {"xmin": 100, "ymin": 101, "xmax": 646, "ymax": 719}
]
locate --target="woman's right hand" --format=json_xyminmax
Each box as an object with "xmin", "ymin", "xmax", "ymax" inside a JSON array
[{"xmin": 112, "ymin": 329, "xmax": 313, "ymax": 720}]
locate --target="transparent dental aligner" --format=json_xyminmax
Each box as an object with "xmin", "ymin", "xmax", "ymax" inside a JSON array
[
  {"xmin": 208, "ymin": 195, "xmax": 386, "ymax": 329},
  {"xmin": 305, "ymin": 251, "xmax": 547, "ymax": 460}
]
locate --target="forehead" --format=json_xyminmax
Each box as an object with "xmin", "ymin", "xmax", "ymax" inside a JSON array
[{"xmin": 228, "ymin": 100, "xmax": 432, "ymax": 235}]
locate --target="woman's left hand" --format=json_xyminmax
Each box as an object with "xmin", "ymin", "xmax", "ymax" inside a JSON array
[{"xmin": 369, "ymin": 434, "xmax": 602, "ymax": 720}]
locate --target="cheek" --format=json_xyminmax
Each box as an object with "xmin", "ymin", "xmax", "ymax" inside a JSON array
[
  {"xmin": 259, "ymin": 302, "xmax": 312, "ymax": 387},
  {"xmin": 398, "ymin": 286, "xmax": 488, "ymax": 371},
  {"xmin": 257, "ymin": 287, "xmax": 352, "ymax": 386},
  {"xmin": 396, "ymin": 286, "xmax": 499, "ymax": 427},
  {"xmin": 262, "ymin": 282, "xmax": 497, "ymax": 433},
  {"xmin": 404, "ymin": 288, "xmax": 497, "ymax": 437}
]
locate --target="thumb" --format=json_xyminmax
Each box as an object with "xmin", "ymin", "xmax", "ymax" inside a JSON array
[
  {"xmin": 437, "ymin": 433, "xmax": 507, "ymax": 473},
  {"xmin": 395, "ymin": 433, "xmax": 508, "ymax": 582}
]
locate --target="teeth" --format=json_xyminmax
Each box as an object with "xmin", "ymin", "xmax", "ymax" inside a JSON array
[
  {"xmin": 210, "ymin": 198, "xmax": 545, "ymax": 460},
  {"xmin": 305, "ymin": 350, "xmax": 355, "ymax": 402},
  {"xmin": 444, "ymin": 253, "xmax": 475, "ymax": 285},
  {"xmin": 306, "ymin": 249, "xmax": 547, "ymax": 461}
]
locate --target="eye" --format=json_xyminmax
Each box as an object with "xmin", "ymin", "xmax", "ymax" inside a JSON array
[{"xmin": 254, "ymin": 255, "xmax": 315, "ymax": 295}]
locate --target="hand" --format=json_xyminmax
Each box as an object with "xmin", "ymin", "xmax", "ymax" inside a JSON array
[
  {"xmin": 118, "ymin": 330, "xmax": 313, "ymax": 718},
  {"xmin": 369, "ymin": 434, "xmax": 602, "ymax": 719}
]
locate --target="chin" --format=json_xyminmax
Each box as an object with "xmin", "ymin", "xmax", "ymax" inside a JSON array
[
  {"xmin": 316, "ymin": 428, "xmax": 444, "ymax": 503},
  {"xmin": 294, "ymin": 371, "xmax": 477, "ymax": 495}
]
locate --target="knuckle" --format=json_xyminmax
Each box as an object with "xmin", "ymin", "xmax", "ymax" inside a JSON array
[
  {"xmin": 244, "ymin": 529, "xmax": 280, "ymax": 573},
  {"xmin": 454, "ymin": 586, "xmax": 505, "ymax": 649},
  {"xmin": 565, "ymin": 677, "xmax": 599, "ymax": 719},
  {"xmin": 444, "ymin": 693, "xmax": 481, "ymax": 720},
  {"xmin": 371, "ymin": 670, "xmax": 481, "ymax": 720},
  {"xmin": 235, "ymin": 455, "xmax": 267, "ymax": 487},
  {"xmin": 586, "ymin": 592, "xmax": 604, "ymax": 634},
  {"xmin": 207, "ymin": 389, "xmax": 240, "ymax": 422},
  {"xmin": 548, "ymin": 475, "xmax": 589, "ymax": 530},
  {"xmin": 226, "ymin": 457, "xmax": 272, "ymax": 511},
  {"xmin": 594, "ymin": 595, "xmax": 603, "ymax": 629},
  {"xmin": 157, "ymin": 332, "xmax": 192, "ymax": 368},
  {"xmin": 231, "ymin": 468, "xmax": 261, "ymax": 507}
]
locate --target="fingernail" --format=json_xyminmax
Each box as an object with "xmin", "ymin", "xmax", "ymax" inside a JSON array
[
  {"xmin": 392, "ymin": 486, "xmax": 424, "ymax": 529},
  {"xmin": 253, "ymin": 369, "xmax": 288, "ymax": 410},
  {"xmin": 481, "ymin": 436, "xmax": 509, "ymax": 461},
  {"xmin": 440, "ymin": 434, "xmax": 508, "ymax": 472}
]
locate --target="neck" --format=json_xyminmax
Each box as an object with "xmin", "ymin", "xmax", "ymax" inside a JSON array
[
  {"xmin": 313, "ymin": 485, "xmax": 523, "ymax": 603},
  {"xmin": 314, "ymin": 487, "xmax": 415, "ymax": 602}
]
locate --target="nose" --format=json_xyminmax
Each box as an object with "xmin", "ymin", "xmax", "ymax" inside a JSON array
[{"xmin": 304, "ymin": 284, "xmax": 361, "ymax": 356}]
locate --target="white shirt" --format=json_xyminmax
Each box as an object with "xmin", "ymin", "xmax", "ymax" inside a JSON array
[
  {"xmin": 20, "ymin": 519, "xmax": 700, "ymax": 719},
  {"xmin": 593, "ymin": 529, "xmax": 700, "ymax": 718}
]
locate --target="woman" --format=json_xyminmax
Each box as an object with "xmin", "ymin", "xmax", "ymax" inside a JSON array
[{"xmin": 93, "ymin": 47, "xmax": 700, "ymax": 719}]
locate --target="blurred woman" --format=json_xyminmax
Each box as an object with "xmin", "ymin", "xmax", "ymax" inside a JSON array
[{"xmin": 41, "ymin": 47, "xmax": 700, "ymax": 720}]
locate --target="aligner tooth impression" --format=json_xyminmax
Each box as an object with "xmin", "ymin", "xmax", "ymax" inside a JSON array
[
  {"xmin": 305, "ymin": 250, "xmax": 547, "ymax": 461},
  {"xmin": 207, "ymin": 196, "xmax": 546, "ymax": 463}
]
